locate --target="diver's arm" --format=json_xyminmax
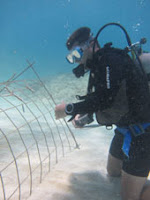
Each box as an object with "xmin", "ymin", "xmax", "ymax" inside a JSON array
[
  {"xmin": 55, "ymin": 90, "xmax": 105, "ymax": 120},
  {"xmin": 65, "ymin": 89, "xmax": 108, "ymax": 117},
  {"xmin": 56, "ymin": 73, "xmax": 114, "ymax": 120}
]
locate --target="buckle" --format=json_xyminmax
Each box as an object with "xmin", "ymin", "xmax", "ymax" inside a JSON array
[{"xmin": 128, "ymin": 124, "xmax": 149, "ymax": 137}]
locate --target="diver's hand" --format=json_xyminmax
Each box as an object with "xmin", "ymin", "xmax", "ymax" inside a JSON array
[
  {"xmin": 72, "ymin": 114, "xmax": 94, "ymax": 128},
  {"xmin": 72, "ymin": 114, "xmax": 85, "ymax": 128},
  {"xmin": 55, "ymin": 102, "xmax": 67, "ymax": 120}
]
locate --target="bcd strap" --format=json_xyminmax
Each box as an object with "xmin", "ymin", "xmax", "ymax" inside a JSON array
[{"xmin": 116, "ymin": 123, "xmax": 150, "ymax": 157}]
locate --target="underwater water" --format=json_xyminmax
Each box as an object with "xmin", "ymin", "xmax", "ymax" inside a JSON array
[
  {"xmin": 0, "ymin": 0, "xmax": 150, "ymax": 200},
  {"xmin": 0, "ymin": 0, "xmax": 150, "ymax": 81}
]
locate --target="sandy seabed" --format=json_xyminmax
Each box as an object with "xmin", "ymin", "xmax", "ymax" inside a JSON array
[
  {"xmin": 27, "ymin": 73, "xmax": 121, "ymax": 200},
  {"xmin": 28, "ymin": 122, "xmax": 121, "ymax": 200},
  {"xmin": 0, "ymin": 72, "xmax": 150, "ymax": 200}
]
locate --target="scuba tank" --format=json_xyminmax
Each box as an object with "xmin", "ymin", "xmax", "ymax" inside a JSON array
[{"xmin": 90, "ymin": 23, "xmax": 149, "ymax": 127}]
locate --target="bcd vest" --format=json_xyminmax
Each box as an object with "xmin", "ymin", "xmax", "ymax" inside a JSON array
[{"xmin": 86, "ymin": 45, "xmax": 149, "ymax": 127}]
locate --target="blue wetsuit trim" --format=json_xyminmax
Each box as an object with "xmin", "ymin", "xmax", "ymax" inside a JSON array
[{"xmin": 116, "ymin": 123, "xmax": 150, "ymax": 157}]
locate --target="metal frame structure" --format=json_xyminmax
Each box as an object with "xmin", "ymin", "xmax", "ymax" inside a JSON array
[{"xmin": 0, "ymin": 61, "xmax": 79, "ymax": 200}]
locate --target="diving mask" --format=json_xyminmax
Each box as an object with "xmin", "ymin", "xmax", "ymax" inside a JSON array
[
  {"xmin": 66, "ymin": 36, "xmax": 94, "ymax": 64},
  {"xmin": 66, "ymin": 46, "xmax": 83, "ymax": 64}
]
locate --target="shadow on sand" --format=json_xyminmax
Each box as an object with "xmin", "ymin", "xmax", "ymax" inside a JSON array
[{"xmin": 51, "ymin": 170, "xmax": 121, "ymax": 200}]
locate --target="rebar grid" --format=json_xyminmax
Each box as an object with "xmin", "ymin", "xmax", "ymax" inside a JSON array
[{"xmin": 0, "ymin": 62, "xmax": 79, "ymax": 200}]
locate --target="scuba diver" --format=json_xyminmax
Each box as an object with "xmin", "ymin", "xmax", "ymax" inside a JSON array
[{"xmin": 55, "ymin": 23, "xmax": 150, "ymax": 200}]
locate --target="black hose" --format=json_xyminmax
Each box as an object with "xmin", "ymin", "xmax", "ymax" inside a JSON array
[
  {"xmin": 92, "ymin": 22, "xmax": 132, "ymax": 54},
  {"xmin": 92, "ymin": 22, "xmax": 147, "ymax": 78}
]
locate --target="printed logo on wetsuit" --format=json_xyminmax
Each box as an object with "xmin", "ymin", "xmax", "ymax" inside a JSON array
[{"xmin": 106, "ymin": 66, "xmax": 110, "ymax": 89}]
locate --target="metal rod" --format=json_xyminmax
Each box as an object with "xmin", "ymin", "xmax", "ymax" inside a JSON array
[
  {"xmin": 0, "ymin": 128, "xmax": 21, "ymax": 200},
  {"xmin": 27, "ymin": 60, "xmax": 79, "ymax": 149},
  {"xmin": 0, "ymin": 173, "xmax": 6, "ymax": 200}
]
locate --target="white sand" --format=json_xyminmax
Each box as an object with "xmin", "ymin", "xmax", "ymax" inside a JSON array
[
  {"xmin": 28, "ymin": 121, "xmax": 121, "ymax": 200},
  {"xmin": 1, "ymin": 72, "xmax": 150, "ymax": 200},
  {"xmin": 1, "ymin": 73, "xmax": 120, "ymax": 200}
]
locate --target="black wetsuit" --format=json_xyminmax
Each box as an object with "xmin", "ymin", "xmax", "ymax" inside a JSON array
[
  {"xmin": 70, "ymin": 49, "xmax": 150, "ymax": 126},
  {"xmin": 67, "ymin": 49, "xmax": 150, "ymax": 177}
]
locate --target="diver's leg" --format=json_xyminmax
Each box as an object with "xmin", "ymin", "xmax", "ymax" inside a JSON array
[
  {"xmin": 140, "ymin": 180, "xmax": 150, "ymax": 200},
  {"xmin": 121, "ymin": 131, "xmax": 150, "ymax": 200},
  {"xmin": 107, "ymin": 153, "xmax": 122, "ymax": 177},
  {"xmin": 107, "ymin": 131, "xmax": 124, "ymax": 177},
  {"xmin": 121, "ymin": 170, "xmax": 147, "ymax": 200}
]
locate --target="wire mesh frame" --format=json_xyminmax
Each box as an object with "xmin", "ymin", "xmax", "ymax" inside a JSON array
[{"xmin": 0, "ymin": 61, "xmax": 79, "ymax": 200}]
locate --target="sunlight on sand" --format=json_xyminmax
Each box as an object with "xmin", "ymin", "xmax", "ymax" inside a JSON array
[{"xmin": 0, "ymin": 72, "xmax": 149, "ymax": 200}]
